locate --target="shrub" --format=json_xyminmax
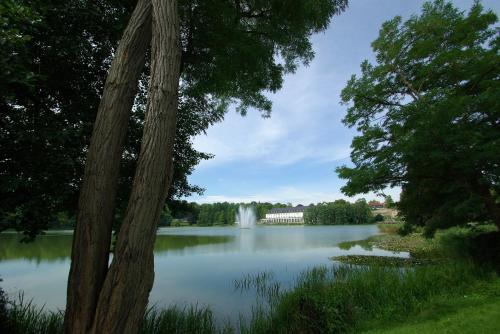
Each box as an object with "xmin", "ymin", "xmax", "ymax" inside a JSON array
[
  {"xmin": 371, "ymin": 214, "xmax": 384, "ymax": 223},
  {"xmin": 398, "ymin": 222, "xmax": 416, "ymax": 236},
  {"xmin": 438, "ymin": 226, "xmax": 500, "ymax": 269}
]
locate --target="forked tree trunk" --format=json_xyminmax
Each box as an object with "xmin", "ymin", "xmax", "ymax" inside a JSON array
[
  {"xmin": 89, "ymin": 0, "xmax": 181, "ymax": 333},
  {"xmin": 64, "ymin": 1, "xmax": 151, "ymax": 333}
]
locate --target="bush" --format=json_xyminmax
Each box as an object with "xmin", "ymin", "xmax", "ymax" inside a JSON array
[
  {"xmin": 437, "ymin": 226, "xmax": 500, "ymax": 269},
  {"xmin": 398, "ymin": 222, "xmax": 416, "ymax": 236},
  {"xmin": 468, "ymin": 232, "xmax": 500, "ymax": 269},
  {"xmin": 371, "ymin": 214, "xmax": 384, "ymax": 223}
]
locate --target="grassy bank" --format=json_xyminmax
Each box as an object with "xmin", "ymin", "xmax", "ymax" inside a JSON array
[
  {"xmin": 335, "ymin": 223, "xmax": 499, "ymax": 266},
  {"xmin": 238, "ymin": 262, "xmax": 499, "ymax": 334},
  {"xmin": 0, "ymin": 298, "xmax": 231, "ymax": 334},
  {"xmin": 236, "ymin": 223, "xmax": 500, "ymax": 333}
]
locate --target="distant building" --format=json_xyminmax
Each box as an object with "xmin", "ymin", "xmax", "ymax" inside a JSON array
[
  {"xmin": 261, "ymin": 205, "xmax": 310, "ymax": 224},
  {"xmin": 368, "ymin": 200, "xmax": 384, "ymax": 209}
]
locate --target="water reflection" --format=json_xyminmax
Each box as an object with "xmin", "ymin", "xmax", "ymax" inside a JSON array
[
  {"xmin": 0, "ymin": 233, "xmax": 234, "ymax": 262},
  {"xmin": 0, "ymin": 225, "xmax": 407, "ymax": 321},
  {"xmin": 0, "ymin": 233, "xmax": 73, "ymax": 263}
]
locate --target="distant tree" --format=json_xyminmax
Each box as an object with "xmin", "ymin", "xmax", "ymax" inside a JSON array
[
  {"xmin": 384, "ymin": 196, "xmax": 395, "ymax": 209},
  {"xmin": 197, "ymin": 205, "xmax": 213, "ymax": 226},
  {"xmin": 159, "ymin": 206, "xmax": 173, "ymax": 227},
  {"xmin": 337, "ymin": 0, "xmax": 500, "ymax": 234},
  {"xmin": 304, "ymin": 200, "xmax": 372, "ymax": 225}
]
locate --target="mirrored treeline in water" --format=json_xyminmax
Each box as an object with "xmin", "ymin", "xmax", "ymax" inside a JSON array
[{"xmin": 0, "ymin": 225, "xmax": 408, "ymax": 322}]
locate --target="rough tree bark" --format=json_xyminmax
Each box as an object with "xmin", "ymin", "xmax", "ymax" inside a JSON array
[
  {"xmin": 64, "ymin": 1, "xmax": 151, "ymax": 333},
  {"xmin": 89, "ymin": 0, "xmax": 181, "ymax": 333}
]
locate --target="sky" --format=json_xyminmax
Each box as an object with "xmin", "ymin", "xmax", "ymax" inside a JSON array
[{"xmin": 185, "ymin": 0, "xmax": 500, "ymax": 205}]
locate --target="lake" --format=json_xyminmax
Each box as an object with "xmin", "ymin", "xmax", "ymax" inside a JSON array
[{"xmin": 0, "ymin": 225, "xmax": 407, "ymax": 322}]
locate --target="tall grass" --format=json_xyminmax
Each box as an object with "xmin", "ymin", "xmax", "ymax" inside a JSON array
[
  {"xmin": 140, "ymin": 305, "xmax": 233, "ymax": 334},
  {"xmin": 239, "ymin": 261, "xmax": 496, "ymax": 334},
  {"xmin": 3, "ymin": 293, "xmax": 64, "ymax": 334},
  {"xmin": 2, "ymin": 297, "xmax": 229, "ymax": 334}
]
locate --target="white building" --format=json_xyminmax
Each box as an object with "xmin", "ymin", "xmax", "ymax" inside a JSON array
[{"xmin": 261, "ymin": 205, "xmax": 309, "ymax": 224}]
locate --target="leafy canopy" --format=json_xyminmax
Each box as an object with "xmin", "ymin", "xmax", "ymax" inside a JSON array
[
  {"xmin": 337, "ymin": 0, "xmax": 500, "ymax": 234},
  {"xmin": 1, "ymin": 0, "xmax": 348, "ymax": 237}
]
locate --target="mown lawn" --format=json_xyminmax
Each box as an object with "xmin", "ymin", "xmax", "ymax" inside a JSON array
[{"xmin": 364, "ymin": 293, "xmax": 500, "ymax": 334}]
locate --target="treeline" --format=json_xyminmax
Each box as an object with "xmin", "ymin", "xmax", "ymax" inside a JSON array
[
  {"xmin": 166, "ymin": 201, "xmax": 290, "ymax": 226},
  {"xmin": 43, "ymin": 199, "xmax": 383, "ymax": 228},
  {"xmin": 304, "ymin": 199, "xmax": 378, "ymax": 225}
]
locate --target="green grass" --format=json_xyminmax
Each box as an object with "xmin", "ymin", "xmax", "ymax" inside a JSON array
[
  {"xmin": 363, "ymin": 282, "xmax": 500, "ymax": 333},
  {"xmin": 238, "ymin": 261, "xmax": 498, "ymax": 334},
  {"xmin": 330, "ymin": 255, "xmax": 438, "ymax": 266},
  {"xmin": 238, "ymin": 225, "xmax": 500, "ymax": 334},
  {"xmin": 1, "ymin": 297, "xmax": 230, "ymax": 334},
  {"xmin": 140, "ymin": 306, "xmax": 233, "ymax": 334},
  {"xmin": 2, "ymin": 294, "xmax": 63, "ymax": 334},
  {"xmin": 376, "ymin": 223, "xmax": 403, "ymax": 234},
  {"xmin": 337, "ymin": 224, "xmax": 499, "ymax": 264}
]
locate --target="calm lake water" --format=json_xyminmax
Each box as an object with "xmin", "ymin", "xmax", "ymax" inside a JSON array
[{"xmin": 0, "ymin": 225, "xmax": 407, "ymax": 321}]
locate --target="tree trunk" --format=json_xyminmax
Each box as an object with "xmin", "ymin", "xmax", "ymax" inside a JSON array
[
  {"xmin": 64, "ymin": 1, "xmax": 151, "ymax": 333},
  {"xmin": 90, "ymin": 0, "xmax": 181, "ymax": 333}
]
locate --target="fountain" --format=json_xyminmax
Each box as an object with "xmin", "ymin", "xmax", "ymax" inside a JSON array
[{"xmin": 235, "ymin": 205, "xmax": 256, "ymax": 229}]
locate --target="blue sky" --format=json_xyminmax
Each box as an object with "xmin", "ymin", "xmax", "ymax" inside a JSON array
[{"xmin": 185, "ymin": 0, "xmax": 500, "ymax": 205}]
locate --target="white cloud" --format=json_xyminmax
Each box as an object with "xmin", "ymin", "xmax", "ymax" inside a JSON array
[
  {"xmin": 191, "ymin": 186, "xmax": 401, "ymax": 205},
  {"xmin": 192, "ymin": 31, "xmax": 355, "ymax": 169}
]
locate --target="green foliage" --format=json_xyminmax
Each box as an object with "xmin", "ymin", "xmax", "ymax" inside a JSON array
[
  {"xmin": 47, "ymin": 212, "xmax": 75, "ymax": 230},
  {"xmin": 0, "ymin": 293, "xmax": 230, "ymax": 334},
  {"xmin": 159, "ymin": 206, "xmax": 173, "ymax": 227},
  {"xmin": 397, "ymin": 222, "xmax": 416, "ymax": 236},
  {"xmin": 241, "ymin": 262, "xmax": 496, "ymax": 334},
  {"xmin": 337, "ymin": 0, "xmax": 500, "ymax": 234},
  {"xmin": 371, "ymin": 214, "xmax": 384, "ymax": 223},
  {"xmin": 178, "ymin": 0, "xmax": 348, "ymax": 116},
  {"xmin": 2, "ymin": 293, "xmax": 63, "ymax": 334},
  {"xmin": 384, "ymin": 196, "xmax": 395, "ymax": 209},
  {"xmin": 304, "ymin": 199, "xmax": 372, "ymax": 225},
  {"xmin": 436, "ymin": 226, "xmax": 500, "ymax": 269},
  {"xmin": 197, "ymin": 203, "xmax": 236, "ymax": 226},
  {"xmin": 0, "ymin": 0, "xmax": 219, "ymax": 238},
  {"xmin": 3, "ymin": 264, "xmax": 498, "ymax": 334},
  {"xmin": 0, "ymin": 0, "xmax": 38, "ymax": 95},
  {"xmin": 140, "ymin": 306, "xmax": 230, "ymax": 334},
  {"xmin": 1, "ymin": 0, "xmax": 348, "ymax": 237},
  {"xmin": 169, "ymin": 201, "xmax": 289, "ymax": 226}
]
